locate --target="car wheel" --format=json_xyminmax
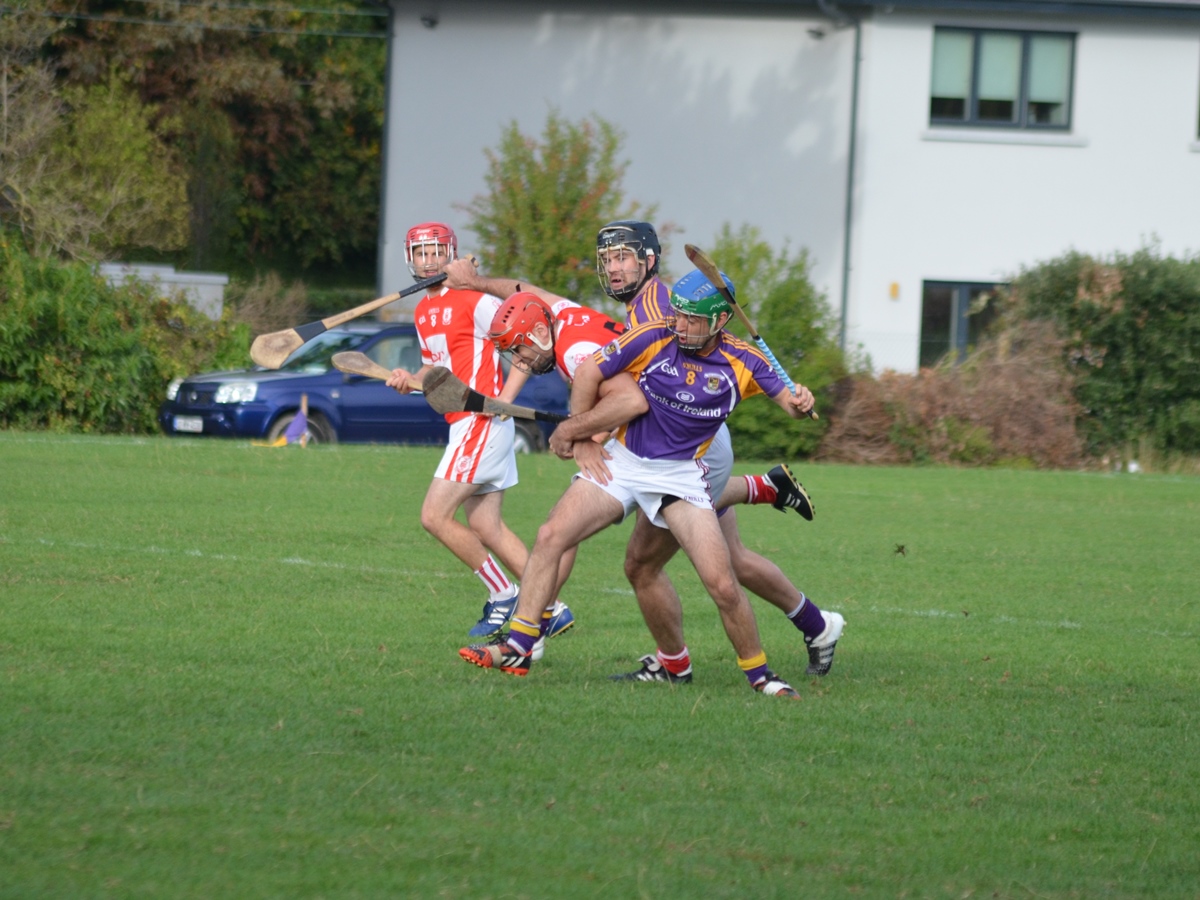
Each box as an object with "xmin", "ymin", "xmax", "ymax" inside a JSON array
[
  {"xmin": 512, "ymin": 421, "xmax": 544, "ymax": 454},
  {"xmin": 267, "ymin": 411, "xmax": 338, "ymax": 445}
]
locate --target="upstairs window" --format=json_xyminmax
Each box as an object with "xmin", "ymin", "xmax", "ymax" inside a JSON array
[{"xmin": 930, "ymin": 28, "xmax": 1075, "ymax": 129}]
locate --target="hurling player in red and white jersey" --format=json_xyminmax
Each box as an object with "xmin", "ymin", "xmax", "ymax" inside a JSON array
[{"xmin": 384, "ymin": 222, "xmax": 575, "ymax": 641}]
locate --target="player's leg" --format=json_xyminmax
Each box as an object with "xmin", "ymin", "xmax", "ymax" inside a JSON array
[
  {"xmin": 463, "ymin": 489, "xmax": 527, "ymax": 579},
  {"xmin": 422, "ymin": 477, "xmax": 522, "ymax": 636},
  {"xmin": 610, "ymin": 513, "xmax": 693, "ymax": 683},
  {"xmin": 459, "ymin": 478, "xmax": 623, "ymax": 675},
  {"xmin": 624, "ymin": 514, "xmax": 684, "ymax": 652},
  {"xmin": 420, "ymin": 476, "xmax": 495, "ymax": 570},
  {"xmin": 721, "ymin": 508, "xmax": 845, "ymax": 676},
  {"xmin": 441, "ymin": 415, "xmax": 536, "ymax": 637},
  {"xmin": 661, "ymin": 500, "xmax": 798, "ymax": 697}
]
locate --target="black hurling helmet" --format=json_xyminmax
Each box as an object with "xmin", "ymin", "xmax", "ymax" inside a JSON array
[{"xmin": 595, "ymin": 220, "xmax": 661, "ymax": 302}]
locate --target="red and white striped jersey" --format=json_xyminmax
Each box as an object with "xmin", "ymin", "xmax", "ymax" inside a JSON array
[
  {"xmin": 414, "ymin": 287, "xmax": 506, "ymax": 423},
  {"xmin": 548, "ymin": 298, "xmax": 625, "ymax": 382}
]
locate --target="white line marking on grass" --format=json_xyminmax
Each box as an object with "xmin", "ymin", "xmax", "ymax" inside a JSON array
[
  {"xmin": 9, "ymin": 535, "xmax": 461, "ymax": 580},
  {"xmin": 865, "ymin": 604, "xmax": 1193, "ymax": 639}
]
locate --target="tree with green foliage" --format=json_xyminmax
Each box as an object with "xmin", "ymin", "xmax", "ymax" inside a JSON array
[
  {"xmin": 3, "ymin": 8, "xmax": 189, "ymax": 262},
  {"xmin": 50, "ymin": 0, "xmax": 387, "ymax": 273},
  {"xmin": 1005, "ymin": 244, "xmax": 1200, "ymax": 456},
  {"xmin": 35, "ymin": 71, "xmax": 189, "ymax": 259},
  {"xmin": 461, "ymin": 111, "xmax": 651, "ymax": 302},
  {"xmin": 712, "ymin": 223, "xmax": 847, "ymax": 459}
]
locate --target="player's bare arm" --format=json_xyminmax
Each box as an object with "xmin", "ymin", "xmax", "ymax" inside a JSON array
[
  {"xmin": 548, "ymin": 373, "xmax": 646, "ymax": 460},
  {"xmin": 770, "ymin": 383, "xmax": 816, "ymax": 419},
  {"xmin": 496, "ymin": 364, "xmax": 530, "ymax": 404},
  {"xmin": 442, "ymin": 258, "xmax": 569, "ymax": 307}
]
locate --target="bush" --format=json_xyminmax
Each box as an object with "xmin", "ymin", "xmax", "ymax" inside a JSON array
[
  {"xmin": 707, "ymin": 224, "xmax": 848, "ymax": 459},
  {"xmin": 0, "ymin": 233, "xmax": 249, "ymax": 433},
  {"xmin": 817, "ymin": 320, "xmax": 1084, "ymax": 468},
  {"xmin": 225, "ymin": 271, "xmax": 309, "ymax": 336},
  {"xmin": 1006, "ymin": 245, "xmax": 1200, "ymax": 455}
]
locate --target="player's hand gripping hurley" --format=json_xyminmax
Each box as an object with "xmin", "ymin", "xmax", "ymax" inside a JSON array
[{"xmin": 684, "ymin": 244, "xmax": 818, "ymax": 420}]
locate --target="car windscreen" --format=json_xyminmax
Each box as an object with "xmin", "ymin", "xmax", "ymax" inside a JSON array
[{"xmin": 279, "ymin": 331, "xmax": 370, "ymax": 374}]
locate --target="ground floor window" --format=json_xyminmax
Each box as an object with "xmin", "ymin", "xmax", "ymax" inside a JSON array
[{"xmin": 919, "ymin": 281, "xmax": 1002, "ymax": 367}]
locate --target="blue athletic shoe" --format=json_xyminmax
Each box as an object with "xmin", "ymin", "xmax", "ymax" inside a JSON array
[
  {"xmin": 468, "ymin": 595, "xmax": 518, "ymax": 638},
  {"xmin": 544, "ymin": 604, "xmax": 576, "ymax": 639}
]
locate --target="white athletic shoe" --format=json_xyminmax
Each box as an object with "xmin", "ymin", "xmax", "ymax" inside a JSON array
[
  {"xmin": 530, "ymin": 635, "xmax": 546, "ymax": 662},
  {"xmin": 804, "ymin": 611, "xmax": 845, "ymax": 676}
]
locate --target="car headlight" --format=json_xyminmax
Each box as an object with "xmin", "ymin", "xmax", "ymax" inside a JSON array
[
  {"xmin": 166, "ymin": 378, "xmax": 183, "ymax": 401},
  {"xmin": 214, "ymin": 382, "xmax": 258, "ymax": 404}
]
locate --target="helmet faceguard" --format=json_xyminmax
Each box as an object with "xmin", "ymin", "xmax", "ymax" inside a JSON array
[
  {"xmin": 488, "ymin": 292, "xmax": 556, "ymax": 375},
  {"xmin": 596, "ymin": 220, "xmax": 661, "ymax": 302},
  {"xmin": 669, "ymin": 269, "xmax": 734, "ymax": 353},
  {"xmin": 405, "ymin": 222, "xmax": 458, "ymax": 281}
]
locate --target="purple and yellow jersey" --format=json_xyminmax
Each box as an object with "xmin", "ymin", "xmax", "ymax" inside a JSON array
[
  {"xmin": 624, "ymin": 275, "xmax": 673, "ymax": 328},
  {"xmin": 594, "ymin": 321, "xmax": 786, "ymax": 460}
]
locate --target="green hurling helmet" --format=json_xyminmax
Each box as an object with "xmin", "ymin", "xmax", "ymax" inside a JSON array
[
  {"xmin": 669, "ymin": 269, "xmax": 735, "ymax": 351},
  {"xmin": 670, "ymin": 268, "xmax": 734, "ymax": 327}
]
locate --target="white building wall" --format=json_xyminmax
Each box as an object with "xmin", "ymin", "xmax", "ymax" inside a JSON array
[
  {"xmin": 852, "ymin": 11, "xmax": 1200, "ymax": 372},
  {"xmin": 380, "ymin": 0, "xmax": 853, "ymax": 319}
]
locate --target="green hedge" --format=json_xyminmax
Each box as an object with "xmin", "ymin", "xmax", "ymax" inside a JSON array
[
  {"xmin": 1007, "ymin": 245, "xmax": 1200, "ymax": 455},
  {"xmin": 0, "ymin": 235, "xmax": 251, "ymax": 434}
]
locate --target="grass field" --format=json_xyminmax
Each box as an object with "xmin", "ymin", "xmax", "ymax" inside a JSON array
[{"xmin": 1, "ymin": 432, "xmax": 1197, "ymax": 898}]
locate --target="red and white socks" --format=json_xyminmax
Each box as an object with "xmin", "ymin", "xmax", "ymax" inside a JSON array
[
  {"xmin": 474, "ymin": 555, "xmax": 518, "ymax": 603},
  {"xmin": 743, "ymin": 473, "xmax": 779, "ymax": 506}
]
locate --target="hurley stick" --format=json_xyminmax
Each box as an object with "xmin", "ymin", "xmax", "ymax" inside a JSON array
[
  {"xmin": 331, "ymin": 351, "xmax": 396, "ymax": 382},
  {"xmin": 683, "ymin": 243, "xmax": 818, "ymax": 420},
  {"xmin": 330, "ymin": 356, "xmax": 569, "ymax": 424},
  {"xmin": 422, "ymin": 366, "xmax": 568, "ymax": 423},
  {"xmin": 250, "ymin": 272, "xmax": 447, "ymax": 369}
]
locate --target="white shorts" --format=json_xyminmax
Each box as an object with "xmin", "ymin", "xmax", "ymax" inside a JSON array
[
  {"xmin": 433, "ymin": 415, "xmax": 518, "ymax": 494},
  {"xmin": 579, "ymin": 438, "xmax": 714, "ymax": 528},
  {"xmin": 704, "ymin": 423, "xmax": 734, "ymax": 504}
]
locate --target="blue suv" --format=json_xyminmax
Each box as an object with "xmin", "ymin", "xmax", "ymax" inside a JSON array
[{"xmin": 157, "ymin": 322, "xmax": 570, "ymax": 451}]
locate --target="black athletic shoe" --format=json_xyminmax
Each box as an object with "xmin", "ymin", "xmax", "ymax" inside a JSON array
[
  {"xmin": 610, "ymin": 654, "xmax": 692, "ymax": 684},
  {"xmin": 766, "ymin": 464, "xmax": 815, "ymax": 520}
]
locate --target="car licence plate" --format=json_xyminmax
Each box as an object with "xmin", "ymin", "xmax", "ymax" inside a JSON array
[{"xmin": 174, "ymin": 415, "xmax": 204, "ymax": 433}]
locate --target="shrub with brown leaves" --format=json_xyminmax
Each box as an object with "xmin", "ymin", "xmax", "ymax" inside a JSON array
[
  {"xmin": 817, "ymin": 320, "xmax": 1084, "ymax": 468},
  {"xmin": 226, "ymin": 272, "xmax": 308, "ymax": 337}
]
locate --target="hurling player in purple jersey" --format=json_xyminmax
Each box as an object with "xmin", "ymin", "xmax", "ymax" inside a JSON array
[
  {"xmin": 460, "ymin": 270, "xmax": 815, "ymax": 697},
  {"xmin": 592, "ymin": 222, "xmax": 845, "ymax": 684}
]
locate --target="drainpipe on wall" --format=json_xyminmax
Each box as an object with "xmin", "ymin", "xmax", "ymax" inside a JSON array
[
  {"xmin": 376, "ymin": 1, "xmax": 396, "ymax": 298},
  {"xmin": 817, "ymin": 0, "xmax": 862, "ymax": 352}
]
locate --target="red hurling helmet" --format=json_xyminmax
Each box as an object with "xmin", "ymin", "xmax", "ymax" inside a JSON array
[
  {"xmin": 489, "ymin": 292, "xmax": 556, "ymax": 375},
  {"xmin": 404, "ymin": 222, "xmax": 457, "ymax": 280}
]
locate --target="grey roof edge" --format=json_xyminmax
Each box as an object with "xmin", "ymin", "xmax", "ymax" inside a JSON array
[{"xmin": 710, "ymin": 0, "xmax": 1200, "ymax": 18}]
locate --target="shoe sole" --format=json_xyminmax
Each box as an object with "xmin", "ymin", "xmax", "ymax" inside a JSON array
[
  {"xmin": 546, "ymin": 619, "xmax": 575, "ymax": 639},
  {"xmin": 770, "ymin": 463, "xmax": 815, "ymax": 521},
  {"xmin": 459, "ymin": 647, "xmax": 529, "ymax": 676}
]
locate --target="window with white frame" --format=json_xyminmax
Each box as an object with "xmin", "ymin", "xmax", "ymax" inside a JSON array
[{"xmin": 930, "ymin": 28, "xmax": 1075, "ymax": 129}]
